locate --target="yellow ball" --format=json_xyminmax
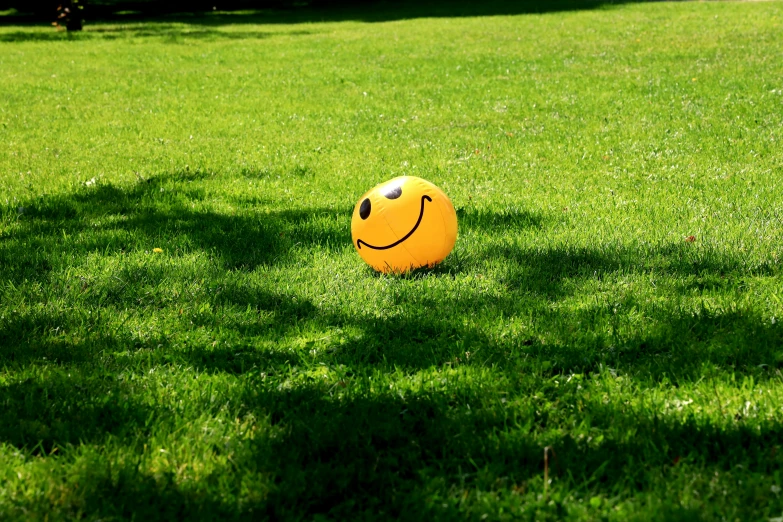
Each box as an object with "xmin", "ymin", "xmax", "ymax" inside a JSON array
[{"xmin": 351, "ymin": 176, "xmax": 458, "ymax": 273}]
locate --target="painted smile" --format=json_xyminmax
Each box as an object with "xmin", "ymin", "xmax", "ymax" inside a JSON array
[{"xmin": 356, "ymin": 195, "xmax": 432, "ymax": 250}]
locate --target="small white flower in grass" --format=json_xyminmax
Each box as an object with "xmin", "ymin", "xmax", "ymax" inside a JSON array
[
  {"xmin": 771, "ymin": 485, "xmax": 781, "ymax": 495},
  {"xmin": 84, "ymin": 177, "xmax": 97, "ymax": 187}
]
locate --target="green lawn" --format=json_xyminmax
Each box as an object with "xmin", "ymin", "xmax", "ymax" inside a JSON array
[{"xmin": 2, "ymin": 1, "xmax": 783, "ymax": 519}]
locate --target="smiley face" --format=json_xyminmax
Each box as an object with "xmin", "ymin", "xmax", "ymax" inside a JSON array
[{"xmin": 351, "ymin": 176, "xmax": 457, "ymax": 273}]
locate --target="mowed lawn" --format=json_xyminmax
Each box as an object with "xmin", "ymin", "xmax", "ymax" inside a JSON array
[{"xmin": 1, "ymin": 1, "xmax": 783, "ymax": 519}]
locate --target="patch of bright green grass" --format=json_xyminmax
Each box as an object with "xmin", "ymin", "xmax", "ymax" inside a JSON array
[{"xmin": 1, "ymin": 1, "xmax": 783, "ymax": 519}]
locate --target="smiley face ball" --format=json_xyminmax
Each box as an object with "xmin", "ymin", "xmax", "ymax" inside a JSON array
[{"xmin": 351, "ymin": 176, "xmax": 457, "ymax": 273}]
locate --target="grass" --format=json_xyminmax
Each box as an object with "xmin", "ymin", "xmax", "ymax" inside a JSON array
[{"xmin": 1, "ymin": 0, "xmax": 783, "ymax": 519}]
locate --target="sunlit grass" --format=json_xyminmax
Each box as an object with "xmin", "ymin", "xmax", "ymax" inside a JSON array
[{"xmin": 1, "ymin": 0, "xmax": 783, "ymax": 519}]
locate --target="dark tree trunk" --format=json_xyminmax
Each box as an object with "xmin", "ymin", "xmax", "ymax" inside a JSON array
[
  {"xmin": 56, "ymin": 0, "xmax": 84, "ymax": 31},
  {"xmin": 66, "ymin": 13, "xmax": 83, "ymax": 31}
]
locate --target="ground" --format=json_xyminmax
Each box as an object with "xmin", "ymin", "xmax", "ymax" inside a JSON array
[{"xmin": 1, "ymin": 0, "xmax": 783, "ymax": 520}]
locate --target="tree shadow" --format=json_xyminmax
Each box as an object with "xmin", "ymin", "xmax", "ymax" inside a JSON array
[
  {"xmin": 2, "ymin": 193, "xmax": 782, "ymax": 517},
  {"xmin": 79, "ymin": 378, "xmax": 772, "ymax": 520},
  {"xmin": 0, "ymin": 172, "xmax": 349, "ymax": 284},
  {"xmin": 322, "ymin": 302, "xmax": 782, "ymax": 381},
  {"xmin": 6, "ymin": 175, "xmax": 778, "ymax": 380},
  {"xmin": 0, "ymin": 370, "xmax": 153, "ymax": 451},
  {"xmin": 7, "ymin": 374, "xmax": 778, "ymax": 519},
  {"xmin": 456, "ymin": 206, "xmax": 545, "ymax": 234},
  {"xmin": 228, "ymin": 0, "xmax": 641, "ymax": 25},
  {"xmin": 0, "ymin": 278, "xmax": 325, "ymax": 370},
  {"xmin": 0, "ymin": 309, "xmax": 117, "ymax": 366},
  {"xmin": 3, "ymin": 177, "xmax": 780, "ymax": 381},
  {"xmin": 485, "ymin": 241, "xmax": 776, "ymax": 298},
  {"xmin": 1, "ymin": 0, "xmax": 655, "ymax": 27},
  {"xmin": 0, "ymin": 24, "xmax": 310, "ymax": 42},
  {"xmin": 224, "ymin": 383, "xmax": 783, "ymax": 518},
  {"xmin": 143, "ymin": 272, "xmax": 782, "ymax": 382},
  {"xmin": 251, "ymin": 387, "xmax": 527, "ymax": 519},
  {"xmin": 0, "ymin": 0, "xmax": 651, "ymax": 44},
  {"xmin": 0, "ymin": 30, "xmax": 84, "ymax": 42},
  {"xmin": 62, "ymin": 469, "xmax": 244, "ymax": 521}
]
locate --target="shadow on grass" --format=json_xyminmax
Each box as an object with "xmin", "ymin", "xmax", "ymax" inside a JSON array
[
  {"xmin": 456, "ymin": 206, "xmax": 545, "ymax": 233},
  {"xmin": 0, "ymin": 0, "xmax": 649, "ymax": 43},
  {"xmin": 2, "ymin": 170, "xmax": 782, "ymax": 520},
  {"xmin": 0, "ymin": 370, "xmax": 153, "ymax": 450},
  {"xmin": 0, "ymin": 310, "xmax": 114, "ymax": 366},
  {"xmin": 0, "ymin": 172, "xmax": 349, "ymax": 281},
  {"xmin": 321, "ymin": 303, "xmax": 783, "ymax": 381},
  {"xmin": 6, "ymin": 285, "xmax": 779, "ymax": 385},
  {"xmin": 0, "ymin": 278, "xmax": 321, "ymax": 369},
  {"xmin": 149, "ymin": 0, "xmax": 643, "ymax": 25},
  {"xmin": 486, "ymin": 241, "xmax": 775, "ymax": 297},
  {"xmin": 2, "ymin": 172, "xmax": 781, "ymax": 380},
  {"xmin": 243, "ymin": 386, "xmax": 783, "ymax": 518},
  {"xmin": 0, "ymin": 26, "xmax": 311, "ymax": 42},
  {"xmin": 0, "ymin": 174, "xmax": 547, "ymax": 285},
  {"xmin": 64, "ymin": 468, "xmax": 244, "ymax": 522},
  {"xmin": 0, "ymin": 0, "xmax": 653, "ymax": 25},
  {"xmin": 16, "ymin": 381, "xmax": 779, "ymax": 519}
]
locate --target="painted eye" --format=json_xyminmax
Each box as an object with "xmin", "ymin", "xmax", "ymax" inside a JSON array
[
  {"xmin": 359, "ymin": 198, "xmax": 371, "ymax": 220},
  {"xmin": 383, "ymin": 185, "xmax": 402, "ymax": 199}
]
